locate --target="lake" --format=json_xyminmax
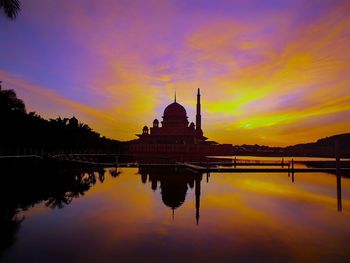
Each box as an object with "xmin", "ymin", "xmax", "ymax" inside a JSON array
[{"xmin": 1, "ymin": 157, "xmax": 350, "ymax": 263}]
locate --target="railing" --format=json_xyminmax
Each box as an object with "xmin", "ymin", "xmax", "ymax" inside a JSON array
[{"xmin": 234, "ymin": 158, "xmax": 287, "ymax": 164}]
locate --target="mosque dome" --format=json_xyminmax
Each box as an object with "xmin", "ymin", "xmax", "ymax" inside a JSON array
[{"xmin": 163, "ymin": 102, "xmax": 187, "ymax": 118}]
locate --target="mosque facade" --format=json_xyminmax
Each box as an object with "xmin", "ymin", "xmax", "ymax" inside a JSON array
[{"xmin": 130, "ymin": 89, "xmax": 233, "ymax": 161}]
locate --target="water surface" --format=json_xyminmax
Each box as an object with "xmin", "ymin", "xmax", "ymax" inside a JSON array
[{"xmin": 1, "ymin": 164, "xmax": 350, "ymax": 263}]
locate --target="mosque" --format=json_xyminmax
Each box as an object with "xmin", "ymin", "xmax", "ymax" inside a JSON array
[{"xmin": 130, "ymin": 89, "xmax": 233, "ymax": 161}]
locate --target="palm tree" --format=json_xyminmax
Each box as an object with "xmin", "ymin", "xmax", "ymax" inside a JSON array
[{"xmin": 0, "ymin": 0, "xmax": 20, "ymax": 19}]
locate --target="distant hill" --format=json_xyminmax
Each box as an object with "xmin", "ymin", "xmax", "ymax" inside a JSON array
[
  {"xmin": 284, "ymin": 133, "xmax": 350, "ymax": 157},
  {"xmin": 234, "ymin": 133, "xmax": 350, "ymax": 158},
  {"xmin": 315, "ymin": 133, "xmax": 350, "ymax": 147}
]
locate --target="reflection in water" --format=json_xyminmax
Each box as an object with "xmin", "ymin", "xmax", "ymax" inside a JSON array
[
  {"xmin": 289, "ymin": 168, "xmax": 343, "ymax": 212},
  {"xmin": 0, "ymin": 209, "xmax": 23, "ymax": 255},
  {"xmin": 337, "ymin": 174, "xmax": 342, "ymax": 211},
  {"xmin": 0, "ymin": 164, "xmax": 120, "ymax": 255},
  {"xmin": 288, "ymin": 169, "xmax": 343, "ymax": 212},
  {"xmin": 0, "ymin": 162, "xmax": 349, "ymax": 262},
  {"xmin": 138, "ymin": 167, "xmax": 202, "ymax": 225}
]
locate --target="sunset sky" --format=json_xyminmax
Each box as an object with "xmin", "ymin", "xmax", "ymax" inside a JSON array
[{"xmin": 1, "ymin": 0, "xmax": 350, "ymax": 146}]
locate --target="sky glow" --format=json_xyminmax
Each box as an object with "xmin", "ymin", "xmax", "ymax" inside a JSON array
[{"xmin": 1, "ymin": 0, "xmax": 350, "ymax": 145}]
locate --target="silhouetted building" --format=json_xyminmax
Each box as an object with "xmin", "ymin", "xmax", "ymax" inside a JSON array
[
  {"xmin": 130, "ymin": 89, "xmax": 233, "ymax": 161},
  {"xmin": 136, "ymin": 89, "xmax": 206, "ymax": 144}
]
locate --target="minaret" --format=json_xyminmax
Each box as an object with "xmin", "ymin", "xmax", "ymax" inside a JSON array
[{"xmin": 196, "ymin": 88, "xmax": 202, "ymax": 135}]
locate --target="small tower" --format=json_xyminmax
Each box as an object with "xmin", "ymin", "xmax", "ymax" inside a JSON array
[
  {"xmin": 189, "ymin": 122, "xmax": 195, "ymax": 130},
  {"xmin": 142, "ymin": 126, "xmax": 149, "ymax": 135},
  {"xmin": 153, "ymin": 119, "xmax": 159, "ymax": 128}
]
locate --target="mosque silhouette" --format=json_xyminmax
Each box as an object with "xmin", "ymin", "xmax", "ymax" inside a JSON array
[{"xmin": 130, "ymin": 89, "xmax": 233, "ymax": 162}]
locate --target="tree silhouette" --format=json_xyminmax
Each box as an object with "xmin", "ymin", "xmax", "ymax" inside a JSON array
[
  {"xmin": 0, "ymin": 0, "xmax": 20, "ymax": 19},
  {"xmin": 0, "ymin": 87, "xmax": 26, "ymax": 113},
  {"xmin": 0, "ymin": 85, "xmax": 127, "ymax": 155}
]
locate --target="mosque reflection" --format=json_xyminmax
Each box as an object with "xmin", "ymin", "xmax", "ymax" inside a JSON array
[{"xmin": 138, "ymin": 167, "xmax": 202, "ymax": 224}]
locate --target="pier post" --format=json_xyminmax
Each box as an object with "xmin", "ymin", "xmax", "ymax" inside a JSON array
[
  {"xmin": 288, "ymin": 161, "xmax": 290, "ymax": 177},
  {"xmin": 234, "ymin": 156, "xmax": 237, "ymax": 168},
  {"xmin": 335, "ymin": 139, "xmax": 340, "ymax": 175},
  {"xmin": 115, "ymin": 155, "xmax": 119, "ymax": 167},
  {"xmin": 282, "ymin": 158, "xmax": 284, "ymax": 168}
]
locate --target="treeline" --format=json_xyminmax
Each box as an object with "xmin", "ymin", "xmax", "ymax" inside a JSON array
[{"xmin": 0, "ymin": 86, "xmax": 128, "ymax": 155}]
